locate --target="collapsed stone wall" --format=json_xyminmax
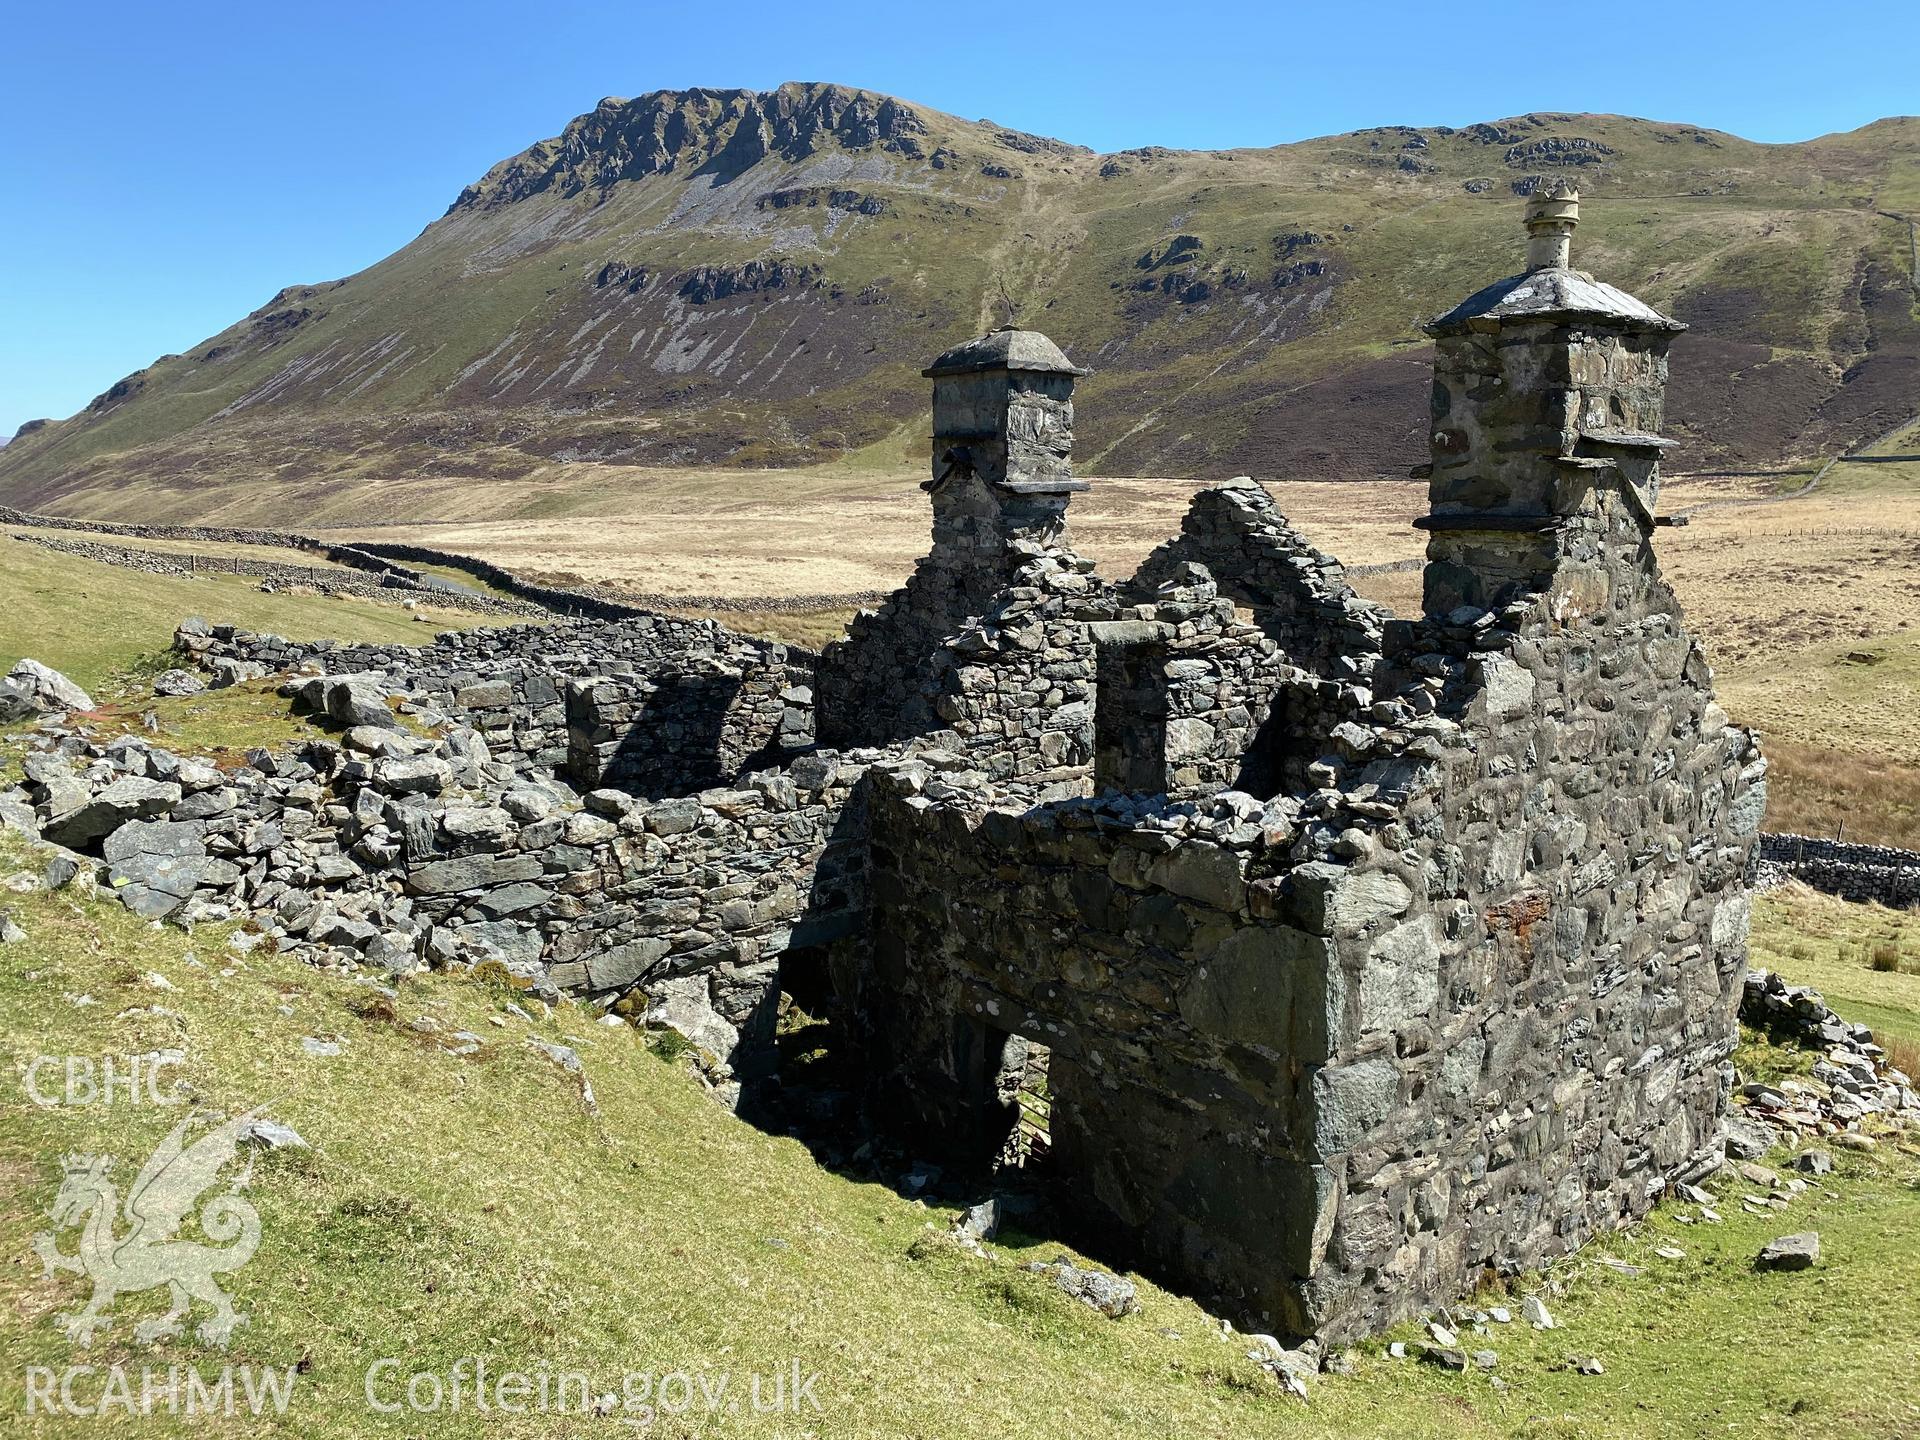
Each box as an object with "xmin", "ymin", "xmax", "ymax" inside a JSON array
[
  {"xmin": 392, "ymin": 747, "xmax": 874, "ymax": 1101},
  {"xmin": 180, "ymin": 617, "xmax": 818, "ymax": 783},
  {"xmin": 0, "ymin": 695, "xmax": 872, "ymax": 1108},
  {"xmin": 1095, "ymin": 562, "xmax": 1373, "ymax": 800},
  {"xmin": 565, "ymin": 661, "xmax": 815, "ymax": 795},
  {"xmin": 1759, "ymin": 832, "xmax": 1920, "ymax": 907},
  {"xmin": 1130, "ymin": 477, "xmax": 1385, "ymax": 683}
]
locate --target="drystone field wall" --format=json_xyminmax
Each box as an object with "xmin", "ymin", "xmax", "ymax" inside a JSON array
[
  {"xmin": 10, "ymin": 532, "xmax": 535, "ymax": 617},
  {"xmin": 0, "ymin": 505, "xmax": 647, "ymax": 621},
  {"xmin": 393, "ymin": 746, "xmax": 875, "ymax": 1102},
  {"xmin": 349, "ymin": 538, "xmax": 886, "ymax": 618},
  {"xmin": 179, "ymin": 617, "xmax": 818, "ymax": 784},
  {"xmin": 1760, "ymin": 832, "xmax": 1920, "ymax": 907}
]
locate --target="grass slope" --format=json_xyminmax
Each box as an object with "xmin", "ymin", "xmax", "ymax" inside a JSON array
[
  {"xmin": 0, "ymin": 533, "xmax": 507, "ymax": 695},
  {"xmin": 0, "ymin": 843, "xmax": 1914, "ymax": 1438}
]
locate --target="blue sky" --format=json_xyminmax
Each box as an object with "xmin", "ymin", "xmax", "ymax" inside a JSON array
[{"xmin": 3, "ymin": 0, "xmax": 1916, "ymax": 437}]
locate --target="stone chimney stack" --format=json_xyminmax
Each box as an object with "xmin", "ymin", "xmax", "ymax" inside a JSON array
[
  {"xmin": 921, "ymin": 327, "xmax": 1088, "ymax": 566},
  {"xmin": 1417, "ymin": 192, "xmax": 1687, "ymax": 617}
]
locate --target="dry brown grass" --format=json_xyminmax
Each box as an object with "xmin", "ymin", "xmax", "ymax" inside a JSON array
[
  {"xmin": 1886, "ymin": 1034, "xmax": 1920, "ymax": 1084},
  {"xmin": 1758, "ymin": 738, "xmax": 1920, "ymax": 848}
]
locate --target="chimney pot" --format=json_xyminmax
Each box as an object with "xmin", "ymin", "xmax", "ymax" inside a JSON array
[{"xmin": 1523, "ymin": 181, "xmax": 1579, "ymax": 271}]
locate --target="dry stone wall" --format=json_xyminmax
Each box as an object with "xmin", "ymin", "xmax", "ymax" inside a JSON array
[
  {"xmin": 1759, "ymin": 832, "xmax": 1920, "ymax": 907},
  {"xmin": 11, "ymin": 531, "xmax": 536, "ymax": 617},
  {"xmin": 565, "ymin": 662, "xmax": 815, "ymax": 795},
  {"xmin": 180, "ymin": 616, "xmax": 818, "ymax": 782}
]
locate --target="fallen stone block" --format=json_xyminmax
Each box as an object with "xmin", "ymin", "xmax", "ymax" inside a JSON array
[
  {"xmin": 1755, "ymin": 1232, "xmax": 1820, "ymax": 1271},
  {"xmin": 7, "ymin": 658, "xmax": 94, "ymax": 713}
]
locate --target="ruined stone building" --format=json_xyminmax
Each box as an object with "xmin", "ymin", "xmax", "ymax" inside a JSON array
[{"xmin": 27, "ymin": 189, "xmax": 1763, "ymax": 1341}]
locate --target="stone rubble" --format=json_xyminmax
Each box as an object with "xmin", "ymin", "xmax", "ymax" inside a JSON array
[{"xmin": 1736, "ymin": 968, "xmax": 1919, "ymax": 1138}]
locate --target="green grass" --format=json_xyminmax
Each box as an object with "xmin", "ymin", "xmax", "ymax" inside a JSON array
[
  {"xmin": 1752, "ymin": 884, "xmax": 1920, "ymax": 1056},
  {"xmin": 0, "ymin": 532, "xmax": 504, "ymax": 696},
  {"xmin": 0, "ymin": 836, "xmax": 1915, "ymax": 1438},
  {"xmin": 1817, "ymin": 416, "xmax": 1920, "ymax": 496},
  {"xmin": 669, "ymin": 604, "xmax": 855, "ymax": 652}
]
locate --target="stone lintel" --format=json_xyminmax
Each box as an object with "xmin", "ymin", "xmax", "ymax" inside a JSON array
[
  {"xmin": 1087, "ymin": 620, "xmax": 1176, "ymax": 647},
  {"xmin": 1575, "ymin": 430, "xmax": 1679, "ymax": 451}
]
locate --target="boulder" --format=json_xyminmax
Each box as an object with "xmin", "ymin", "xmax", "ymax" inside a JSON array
[
  {"xmin": 1755, "ymin": 1232, "xmax": 1820, "ymax": 1271},
  {"xmin": 645, "ymin": 974, "xmax": 739, "ymax": 1059},
  {"xmin": 103, "ymin": 818, "xmax": 211, "ymax": 918},
  {"xmin": 460, "ymin": 919, "xmax": 544, "ymax": 972},
  {"xmin": 1723, "ymin": 1114, "xmax": 1778, "ymax": 1161},
  {"xmin": 0, "ymin": 792, "xmax": 35, "ymax": 834},
  {"xmin": 0, "ymin": 678, "xmax": 37, "ymax": 724},
  {"xmin": 42, "ymin": 777, "xmax": 182, "ymax": 849},
  {"xmin": 324, "ymin": 674, "xmax": 402, "ymax": 730},
  {"xmin": 208, "ymin": 657, "xmax": 267, "ymax": 689},
  {"xmin": 7, "ymin": 659, "xmax": 94, "ymax": 713},
  {"xmin": 375, "ymin": 755, "xmax": 450, "ymax": 796},
  {"xmin": 238, "ymin": 1116, "xmax": 308, "ymax": 1150},
  {"xmin": 151, "ymin": 669, "xmax": 208, "ymax": 698},
  {"xmin": 1036, "ymin": 1258, "xmax": 1138, "ymax": 1317}
]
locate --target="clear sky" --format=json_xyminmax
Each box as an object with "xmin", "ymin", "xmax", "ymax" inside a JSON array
[{"xmin": 3, "ymin": 0, "xmax": 1915, "ymax": 437}]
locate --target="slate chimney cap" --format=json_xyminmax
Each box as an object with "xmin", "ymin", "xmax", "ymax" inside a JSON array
[
  {"xmin": 923, "ymin": 327, "xmax": 1089, "ymax": 378},
  {"xmin": 1425, "ymin": 267, "xmax": 1685, "ymax": 337}
]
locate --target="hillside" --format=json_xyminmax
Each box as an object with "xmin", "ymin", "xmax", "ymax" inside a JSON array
[{"xmin": 1, "ymin": 85, "xmax": 1917, "ymax": 518}]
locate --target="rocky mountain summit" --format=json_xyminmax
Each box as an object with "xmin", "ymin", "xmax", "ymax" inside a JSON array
[
  {"xmin": 451, "ymin": 84, "xmax": 933, "ymax": 210},
  {"xmin": 2, "ymin": 88, "xmax": 1915, "ymax": 512}
]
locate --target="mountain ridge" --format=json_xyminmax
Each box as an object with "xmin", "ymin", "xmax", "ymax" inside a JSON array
[{"xmin": 3, "ymin": 85, "xmax": 1916, "ymax": 515}]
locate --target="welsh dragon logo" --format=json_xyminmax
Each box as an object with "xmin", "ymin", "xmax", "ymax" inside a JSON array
[{"xmin": 32, "ymin": 1109, "xmax": 267, "ymax": 1346}]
